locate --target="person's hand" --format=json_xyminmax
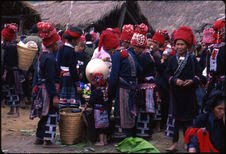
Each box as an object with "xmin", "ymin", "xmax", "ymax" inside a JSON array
[
  {"xmin": 160, "ymin": 58, "xmax": 164, "ymax": 63},
  {"xmin": 200, "ymin": 127, "xmax": 207, "ymax": 135},
  {"xmin": 183, "ymin": 80, "xmax": 193, "ymax": 87},
  {"xmin": 176, "ymin": 79, "xmax": 184, "ymax": 86},
  {"xmin": 102, "ymin": 57, "xmax": 110, "ymax": 62},
  {"xmin": 2, "ymin": 71, "xmax": 7, "ymax": 80},
  {"xmin": 79, "ymin": 73, "xmax": 83, "ymax": 80},
  {"xmin": 82, "ymin": 106, "xmax": 86, "ymax": 112},
  {"xmin": 77, "ymin": 87, "xmax": 82, "ymax": 94},
  {"xmin": 53, "ymin": 96, "xmax": 59, "ymax": 108}
]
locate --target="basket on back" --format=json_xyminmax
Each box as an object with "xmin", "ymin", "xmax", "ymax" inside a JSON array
[
  {"xmin": 59, "ymin": 108, "xmax": 84, "ymax": 145},
  {"xmin": 17, "ymin": 41, "xmax": 38, "ymax": 71}
]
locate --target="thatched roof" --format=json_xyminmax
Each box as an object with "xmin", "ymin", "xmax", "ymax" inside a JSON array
[
  {"xmin": 32, "ymin": 1, "xmax": 152, "ymax": 33},
  {"xmin": 1, "ymin": 1, "xmax": 41, "ymax": 30},
  {"xmin": 138, "ymin": 1, "xmax": 225, "ymax": 40}
]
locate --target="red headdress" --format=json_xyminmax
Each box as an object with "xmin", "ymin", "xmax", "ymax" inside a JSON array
[
  {"xmin": 120, "ymin": 24, "xmax": 134, "ymax": 42},
  {"xmin": 80, "ymin": 34, "xmax": 86, "ymax": 42},
  {"xmin": 212, "ymin": 19, "xmax": 225, "ymax": 44},
  {"xmin": 91, "ymin": 32, "xmax": 97, "ymax": 43},
  {"xmin": 91, "ymin": 73, "xmax": 106, "ymax": 86},
  {"xmin": 1, "ymin": 23, "xmax": 18, "ymax": 41},
  {"xmin": 37, "ymin": 22, "xmax": 56, "ymax": 39},
  {"xmin": 130, "ymin": 23, "xmax": 148, "ymax": 48},
  {"xmin": 61, "ymin": 29, "xmax": 82, "ymax": 44},
  {"xmin": 134, "ymin": 23, "xmax": 148, "ymax": 35},
  {"xmin": 113, "ymin": 27, "xmax": 121, "ymax": 38},
  {"xmin": 42, "ymin": 32, "xmax": 60, "ymax": 47},
  {"xmin": 98, "ymin": 29, "xmax": 120, "ymax": 51},
  {"xmin": 175, "ymin": 26, "xmax": 196, "ymax": 47},
  {"xmin": 152, "ymin": 31, "xmax": 166, "ymax": 46},
  {"xmin": 37, "ymin": 22, "xmax": 60, "ymax": 47},
  {"xmin": 202, "ymin": 28, "xmax": 214, "ymax": 44}
]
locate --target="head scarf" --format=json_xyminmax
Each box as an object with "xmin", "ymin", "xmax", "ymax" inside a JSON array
[
  {"xmin": 1, "ymin": 23, "xmax": 18, "ymax": 41},
  {"xmin": 120, "ymin": 24, "xmax": 134, "ymax": 42},
  {"xmin": 130, "ymin": 23, "xmax": 148, "ymax": 48},
  {"xmin": 174, "ymin": 26, "xmax": 196, "ymax": 48},
  {"xmin": 91, "ymin": 73, "xmax": 105, "ymax": 86},
  {"xmin": 98, "ymin": 28, "xmax": 120, "ymax": 51}
]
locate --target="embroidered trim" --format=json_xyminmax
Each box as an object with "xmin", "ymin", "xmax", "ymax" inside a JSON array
[{"xmin": 209, "ymin": 48, "xmax": 219, "ymax": 72}]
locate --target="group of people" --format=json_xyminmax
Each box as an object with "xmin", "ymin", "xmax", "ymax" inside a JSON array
[{"xmin": 1, "ymin": 17, "xmax": 225, "ymax": 152}]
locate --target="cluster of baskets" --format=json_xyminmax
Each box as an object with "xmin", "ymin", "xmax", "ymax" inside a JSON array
[
  {"xmin": 59, "ymin": 108, "xmax": 84, "ymax": 145},
  {"xmin": 17, "ymin": 41, "xmax": 38, "ymax": 71}
]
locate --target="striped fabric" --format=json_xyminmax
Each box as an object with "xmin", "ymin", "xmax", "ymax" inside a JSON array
[
  {"xmin": 94, "ymin": 109, "xmax": 109, "ymax": 128},
  {"xmin": 30, "ymin": 84, "xmax": 50, "ymax": 119},
  {"xmin": 59, "ymin": 76, "xmax": 80, "ymax": 109},
  {"xmin": 119, "ymin": 87, "xmax": 136, "ymax": 129}
]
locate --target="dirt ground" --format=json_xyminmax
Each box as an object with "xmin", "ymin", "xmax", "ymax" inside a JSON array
[{"xmin": 1, "ymin": 105, "xmax": 187, "ymax": 153}]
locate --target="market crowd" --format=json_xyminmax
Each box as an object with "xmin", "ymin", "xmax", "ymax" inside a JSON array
[{"xmin": 1, "ymin": 17, "xmax": 225, "ymax": 152}]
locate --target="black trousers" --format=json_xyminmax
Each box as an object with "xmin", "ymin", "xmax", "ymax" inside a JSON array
[
  {"xmin": 36, "ymin": 115, "xmax": 49, "ymax": 139},
  {"xmin": 173, "ymin": 119, "xmax": 193, "ymax": 142},
  {"xmin": 36, "ymin": 98, "xmax": 58, "ymax": 140}
]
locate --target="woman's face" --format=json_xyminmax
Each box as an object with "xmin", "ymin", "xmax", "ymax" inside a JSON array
[
  {"xmin": 134, "ymin": 46, "xmax": 144, "ymax": 56},
  {"xmin": 201, "ymin": 42, "xmax": 207, "ymax": 50},
  {"xmin": 175, "ymin": 40, "xmax": 187, "ymax": 55},
  {"xmin": 52, "ymin": 41, "xmax": 59, "ymax": 51},
  {"xmin": 151, "ymin": 40, "xmax": 159, "ymax": 51},
  {"xmin": 78, "ymin": 42, "xmax": 85, "ymax": 52},
  {"xmin": 147, "ymin": 38, "xmax": 153, "ymax": 47},
  {"xmin": 213, "ymin": 102, "xmax": 225, "ymax": 120},
  {"xmin": 121, "ymin": 41, "xmax": 130, "ymax": 49},
  {"xmin": 71, "ymin": 37, "xmax": 81, "ymax": 47}
]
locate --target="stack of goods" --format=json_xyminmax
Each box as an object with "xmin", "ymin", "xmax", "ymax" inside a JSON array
[{"xmin": 17, "ymin": 41, "xmax": 38, "ymax": 71}]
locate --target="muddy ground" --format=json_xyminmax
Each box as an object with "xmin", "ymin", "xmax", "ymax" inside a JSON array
[{"xmin": 1, "ymin": 105, "xmax": 187, "ymax": 153}]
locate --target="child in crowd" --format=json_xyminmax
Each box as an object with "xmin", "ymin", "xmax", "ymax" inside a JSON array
[{"xmin": 84, "ymin": 73, "xmax": 109, "ymax": 146}]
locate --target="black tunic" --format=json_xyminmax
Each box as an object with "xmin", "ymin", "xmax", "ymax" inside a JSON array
[
  {"xmin": 39, "ymin": 53, "xmax": 59, "ymax": 97},
  {"xmin": 2, "ymin": 41, "xmax": 19, "ymax": 86},
  {"xmin": 57, "ymin": 45, "xmax": 79, "ymax": 83},
  {"xmin": 165, "ymin": 54, "xmax": 202, "ymax": 121},
  {"xmin": 137, "ymin": 51, "xmax": 156, "ymax": 83},
  {"xmin": 2, "ymin": 41, "xmax": 18, "ymax": 69}
]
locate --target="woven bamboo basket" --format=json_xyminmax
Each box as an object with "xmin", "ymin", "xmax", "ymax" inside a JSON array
[
  {"xmin": 59, "ymin": 108, "xmax": 84, "ymax": 145},
  {"xmin": 17, "ymin": 42, "xmax": 38, "ymax": 71}
]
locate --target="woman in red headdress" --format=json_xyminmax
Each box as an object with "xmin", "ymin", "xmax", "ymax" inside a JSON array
[
  {"xmin": 57, "ymin": 26, "xmax": 83, "ymax": 109},
  {"xmin": 130, "ymin": 23, "xmax": 157, "ymax": 140},
  {"xmin": 206, "ymin": 19, "xmax": 226, "ymax": 94},
  {"xmin": 30, "ymin": 22, "xmax": 61, "ymax": 148},
  {"xmin": 1, "ymin": 23, "xmax": 23, "ymax": 117},
  {"xmin": 165, "ymin": 26, "xmax": 202, "ymax": 152}
]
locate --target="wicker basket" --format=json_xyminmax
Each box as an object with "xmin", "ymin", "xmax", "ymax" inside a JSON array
[
  {"xmin": 17, "ymin": 42, "xmax": 38, "ymax": 71},
  {"xmin": 59, "ymin": 108, "xmax": 84, "ymax": 145}
]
